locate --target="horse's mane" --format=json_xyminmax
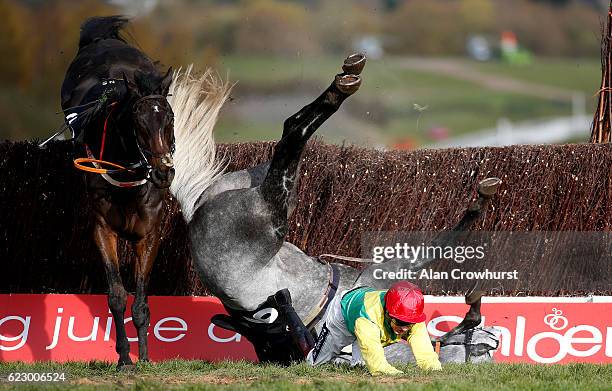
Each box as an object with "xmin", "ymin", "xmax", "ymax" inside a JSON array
[
  {"xmin": 79, "ymin": 15, "xmax": 129, "ymax": 49},
  {"xmin": 168, "ymin": 66, "xmax": 232, "ymax": 222}
]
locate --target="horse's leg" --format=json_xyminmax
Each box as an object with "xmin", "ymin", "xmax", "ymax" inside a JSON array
[
  {"xmin": 428, "ymin": 177, "xmax": 502, "ymax": 248},
  {"xmin": 280, "ymin": 53, "xmax": 366, "ymax": 139},
  {"xmin": 354, "ymin": 177, "xmax": 501, "ymax": 289},
  {"xmin": 93, "ymin": 221, "xmax": 133, "ymax": 368},
  {"xmin": 132, "ymin": 232, "xmax": 160, "ymax": 362},
  {"xmin": 438, "ymin": 289, "xmax": 484, "ymax": 343},
  {"xmin": 261, "ymin": 54, "xmax": 365, "ymax": 236}
]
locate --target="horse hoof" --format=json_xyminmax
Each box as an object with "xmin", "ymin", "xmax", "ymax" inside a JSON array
[
  {"xmin": 342, "ymin": 53, "xmax": 366, "ymax": 75},
  {"xmin": 335, "ymin": 74, "xmax": 361, "ymax": 95},
  {"xmin": 117, "ymin": 363, "xmax": 136, "ymax": 372},
  {"xmin": 478, "ymin": 177, "xmax": 501, "ymax": 199}
]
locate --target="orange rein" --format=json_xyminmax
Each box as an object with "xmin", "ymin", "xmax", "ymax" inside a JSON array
[
  {"xmin": 73, "ymin": 101, "xmax": 127, "ymax": 175},
  {"xmin": 73, "ymin": 157, "xmax": 126, "ymax": 174}
]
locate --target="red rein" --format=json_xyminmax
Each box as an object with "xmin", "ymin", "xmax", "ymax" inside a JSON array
[{"xmin": 99, "ymin": 102, "xmax": 118, "ymax": 160}]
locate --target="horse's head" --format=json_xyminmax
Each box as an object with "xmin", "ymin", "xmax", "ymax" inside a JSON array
[{"xmin": 127, "ymin": 68, "xmax": 175, "ymax": 189}]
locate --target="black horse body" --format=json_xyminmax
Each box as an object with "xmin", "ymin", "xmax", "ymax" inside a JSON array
[
  {"xmin": 61, "ymin": 16, "xmax": 174, "ymax": 367},
  {"xmin": 61, "ymin": 18, "xmax": 173, "ymax": 186}
]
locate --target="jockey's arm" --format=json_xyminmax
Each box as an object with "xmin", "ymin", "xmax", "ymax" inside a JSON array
[
  {"xmin": 354, "ymin": 317, "xmax": 403, "ymax": 375},
  {"xmin": 405, "ymin": 322, "xmax": 442, "ymax": 371}
]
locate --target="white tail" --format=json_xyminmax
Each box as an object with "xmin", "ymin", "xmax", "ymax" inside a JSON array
[{"xmin": 168, "ymin": 66, "xmax": 232, "ymax": 222}]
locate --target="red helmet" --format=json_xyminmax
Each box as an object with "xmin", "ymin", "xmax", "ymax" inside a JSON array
[{"xmin": 384, "ymin": 281, "xmax": 426, "ymax": 323}]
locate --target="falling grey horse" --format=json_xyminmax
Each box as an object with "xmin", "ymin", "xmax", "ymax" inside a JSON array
[{"xmin": 168, "ymin": 54, "xmax": 501, "ymax": 363}]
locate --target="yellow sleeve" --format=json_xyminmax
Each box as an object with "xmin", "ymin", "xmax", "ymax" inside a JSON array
[
  {"xmin": 406, "ymin": 322, "xmax": 442, "ymax": 371},
  {"xmin": 354, "ymin": 317, "xmax": 403, "ymax": 376}
]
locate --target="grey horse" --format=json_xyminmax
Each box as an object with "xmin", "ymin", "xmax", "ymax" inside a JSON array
[{"xmin": 168, "ymin": 55, "xmax": 500, "ymax": 363}]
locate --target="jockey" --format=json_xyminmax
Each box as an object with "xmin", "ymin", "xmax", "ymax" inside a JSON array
[{"xmin": 307, "ymin": 281, "xmax": 441, "ymax": 375}]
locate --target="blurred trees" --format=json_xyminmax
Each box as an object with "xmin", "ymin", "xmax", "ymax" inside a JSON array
[
  {"xmin": 386, "ymin": 1, "xmax": 471, "ymax": 55},
  {"xmin": 314, "ymin": 0, "xmax": 382, "ymax": 54},
  {"xmin": 495, "ymin": 0, "xmax": 601, "ymax": 57},
  {"xmin": 234, "ymin": 0, "xmax": 319, "ymax": 56},
  {"xmin": 0, "ymin": 0, "xmax": 116, "ymax": 95},
  {"xmin": 0, "ymin": 0, "xmax": 34, "ymax": 90},
  {"xmin": 0, "ymin": 0, "xmax": 603, "ymax": 92},
  {"xmin": 0, "ymin": 0, "xmax": 117, "ymax": 139},
  {"xmin": 0, "ymin": 0, "xmax": 605, "ymax": 140},
  {"xmin": 384, "ymin": 0, "xmax": 601, "ymax": 57},
  {"xmin": 32, "ymin": 0, "xmax": 116, "ymax": 96},
  {"xmin": 460, "ymin": 0, "xmax": 494, "ymax": 33}
]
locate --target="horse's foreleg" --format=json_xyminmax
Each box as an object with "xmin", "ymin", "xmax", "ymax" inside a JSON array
[
  {"xmin": 261, "ymin": 54, "xmax": 365, "ymax": 235},
  {"xmin": 427, "ymin": 177, "xmax": 502, "ymax": 249},
  {"xmin": 438, "ymin": 289, "xmax": 484, "ymax": 343},
  {"xmin": 93, "ymin": 222, "xmax": 132, "ymax": 368},
  {"xmin": 132, "ymin": 233, "xmax": 160, "ymax": 362},
  {"xmin": 355, "ymin": 178, "xmax": 501, "ymax": 289}
]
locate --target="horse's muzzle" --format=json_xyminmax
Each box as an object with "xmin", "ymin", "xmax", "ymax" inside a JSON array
[{"xmin": 150, "ymin": 167, "xmax": 175, "ymax": 189}]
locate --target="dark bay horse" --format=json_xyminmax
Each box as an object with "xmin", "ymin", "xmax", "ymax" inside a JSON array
[
  {"xmin": 168, "ymin": 54, "xmax": 501, "ymax": 363},
  {"xmin": 61, "ymin": 16, "xmax": 175, "ymax": 368}
]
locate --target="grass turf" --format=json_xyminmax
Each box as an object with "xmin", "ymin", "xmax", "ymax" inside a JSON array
[
  {"xmin": 213, "ymin": 55, "xmax": 597, "ymax": 145},
  {"xmin": 3, "ymin": 55, "xmax": 601, "ymax": 146},
  {"xmin": 0, "ymin": 360, "xmax": 610, "ymax": 390}
]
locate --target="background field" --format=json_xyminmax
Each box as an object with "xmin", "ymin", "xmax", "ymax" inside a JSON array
[
  {"xmin": 213, "ymin": 55, "xmax": 601, "ymax": 146},
  {"xmin": 0, "ymin": 0, "xmax": 606, "ymax": 148},
  {"xmin": 1, "ymin": 360, "xmax": 611, "ymax": 390},
  {"xmin": 1, "ymin": 54, "xmax": 600, "ymax": 147}
]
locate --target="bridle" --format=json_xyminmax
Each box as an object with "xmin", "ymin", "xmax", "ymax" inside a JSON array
[
  {"xmin": 131, "ymin": 94, "xmax": 175, "ymax": 172},
  {"xmin": 74, "ymin": 91, "xmax": 175, "ymax": 188}
]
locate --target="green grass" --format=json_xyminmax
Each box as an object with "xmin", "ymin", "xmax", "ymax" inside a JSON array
[
  {"xmin": 213, "ymin": 55, "xmax": 595, "ymax": 145},
  {"xmin": 5, "ymin": 55, "xmax": 601, "ymax": 146},
  {"xmin": 218, "ymin": 55, "xmax": 338, "ymax": 87},
  {"xmin": 469, "ymin": 57, "xmax": 601, "ymax": 95},
  {"xmin": 1, "ymin": 360, "xmax": 611, "ymax": 390},
  {"xmin": 369, "ymin": 64, "xmax": 571, "ymax": 139},
  {"xmin": 214, "ymin": 119, "xmax": 280, "ymax": 143}
]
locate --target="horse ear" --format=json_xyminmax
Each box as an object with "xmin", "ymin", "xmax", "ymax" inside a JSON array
[
  {"xmin": 122, "ymin": 72, "xmax": 130, "ymax": 90},
  {"xmin": 159, "ymin": 67, "xmax": 173, "ymax": 96},
  {"xmin": 133, "ymin": 70, "xmax": 145, "ymax": 93},
  {"xmin": 122, "ymin": 72, "xmax": 137, "ymax": 98}
]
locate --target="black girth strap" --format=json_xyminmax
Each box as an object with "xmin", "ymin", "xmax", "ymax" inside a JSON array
[
  {"xmin": 304, "ymin": 262, "xmax": 340, "ymax": 329},
  {"xmin": 464, "ymin": 328, "xmax": 474, "ymax": 363}
]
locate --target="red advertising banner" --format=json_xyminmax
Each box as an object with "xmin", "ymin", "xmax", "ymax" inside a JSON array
[
  {"xmin": 0, "ymin": 295, "xmax": 610, "ymax": 364},
  {"xmin": 0, "ymin": 295, "xmax": 257, "ymax": 363}
]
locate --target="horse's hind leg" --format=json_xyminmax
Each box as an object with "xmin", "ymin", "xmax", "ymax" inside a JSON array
[
  {"xmin": 132, "ymin": 233, "xmax": 160, "ymax": 362},
  {"xmin": 261, "ymin": 53, "xmax": 365, "ymax": 236},
  {"xmin": 279, "ymin": 53, "xmax": 366, "ymax": 139},
  {"xmin": 93, "ymin": 222, "xmax": 133, "ymax": 368}
]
